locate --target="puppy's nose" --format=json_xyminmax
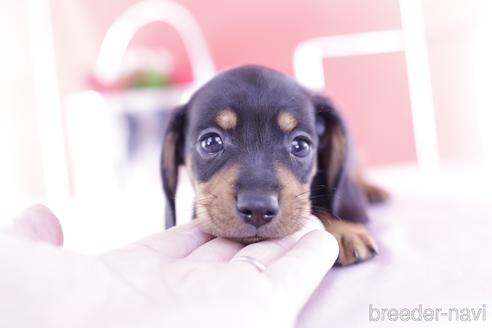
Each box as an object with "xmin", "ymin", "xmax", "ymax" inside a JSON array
[{"xmin": 236, "ymin": 192, "xmax": 279, "ymax": 228}]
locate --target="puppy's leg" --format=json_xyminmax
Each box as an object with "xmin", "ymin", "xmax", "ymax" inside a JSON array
[
  {"xmin": 319, "ymin": 213, "xmax": 378, "ymax": 265},
  {"xmin": 314, "ymin": 173, "xmax": 379, "ymax": 265}
]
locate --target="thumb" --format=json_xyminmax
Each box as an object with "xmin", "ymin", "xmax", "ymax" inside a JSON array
[
  {"xmin": 266, "ymin": 229, "xmax": 338, "ymax": 307},
  {"xmin": 3, "ymin": 204, "xmax": 64, "ymax": 246}
]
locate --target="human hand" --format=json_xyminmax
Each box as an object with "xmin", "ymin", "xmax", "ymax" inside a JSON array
[{"xmin": 0, "ymin": 205, "xmax": 338, "ymax": 328}]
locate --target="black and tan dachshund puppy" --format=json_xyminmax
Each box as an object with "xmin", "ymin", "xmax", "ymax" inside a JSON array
[{"xmin": 161, "ymin": 65, "xmax": 387, "ymax": 265}]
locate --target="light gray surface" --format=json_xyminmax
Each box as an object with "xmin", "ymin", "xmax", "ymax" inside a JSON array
[{"xmin": 298, "ymin": 165, "xmax": 492, "ymax": 327}]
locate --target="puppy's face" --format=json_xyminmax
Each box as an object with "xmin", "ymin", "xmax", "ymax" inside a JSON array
[{"xmin": 162, "ymin": 66, "xmax": 346, "ymax": 243}]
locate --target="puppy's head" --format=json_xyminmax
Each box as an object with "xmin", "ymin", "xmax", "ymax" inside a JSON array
[{"xmin": 161, "ymin": 65, "xmax": 347, "ymax": 242}]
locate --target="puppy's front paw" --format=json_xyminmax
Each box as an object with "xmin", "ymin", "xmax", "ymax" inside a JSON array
[{"xmin": 323, "ymin": 220, "xmax": 378, "ymax": 265}]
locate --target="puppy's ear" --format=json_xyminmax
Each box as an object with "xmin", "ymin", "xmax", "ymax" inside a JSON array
[
  {"xmin": 312, "ymin": 95, "xmax": 368, "ymax": 222},
  {"xmin": 312, "ymin": 95, "xmax": 347, "ymax": 202},
  {"xmin": 161, "ymin": 105, "xmax": 187, "ymax": 228}
]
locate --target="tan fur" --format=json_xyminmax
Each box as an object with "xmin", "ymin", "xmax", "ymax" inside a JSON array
[
  {"xmin": 215, "ymin": 109, "xmax": 237, "ymax": 130},
  {"xmin": 318, "ymin": 212, "xmax": 378, "ymax": 265},
  {"xmin": 162, "ymin": 132, "xmax": 178, "ymax": 193},
  {"xmin": 195, "ymin": 164, "xmax": 246, "ymax": 238},
  {"xmin": 277, "ymin": 112, "xmax": 298, "ymax": 132},
  {"xmin": 326, "ymin": 125, "xmax": 346, "ymax": 188},
  {"xmin": 185, "ymin": 156, "xmax": 196, "ymax": 188},
  {"xmin": 194, "ymin": 163, "xmax": 314, "ymax": 242},
  {"xmin": 266, "ymin": 164, "xmax": 312, "ymax": 237}
]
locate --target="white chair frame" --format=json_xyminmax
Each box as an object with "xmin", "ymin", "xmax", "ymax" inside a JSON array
[{"xmin": 293, "ymin": 0, "xmax": 439, "ymax": 171}]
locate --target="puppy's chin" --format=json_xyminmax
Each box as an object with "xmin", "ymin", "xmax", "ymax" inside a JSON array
[
  {"xmin": 196, "ymin": 217, "xmax": 295, "ymax": 244},
  {"xmin": 197, "ymin": 221, "xmax": 272, "ymax": 244},
  {"xmin": 229, "ymin": 235, "xmax": 268, "ymax": 244},
  {"xmin": 213, "ymin": 232, "xmax": 294, "ymax": 245},
  {"xmin": 222, "ymin": 225, "xmax": 304, "ymax": 244},
  {"xmin": 199, "ymin": 222, "xmax": 304, "ymax": 244}
]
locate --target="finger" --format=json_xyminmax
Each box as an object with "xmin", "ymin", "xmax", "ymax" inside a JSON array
[
  {"xmin": 229, "ymin": 235, "xmax": 299, "ymax": 270},
  {"xmin": 229, "ymin": 215, "xmax": 325, "ymax": 270},
  {"xmin": 131, "ymin": 220, "xmax": 214, "ymax": 259},
  {"xmin": 187, "ymin": 237, "xmax": 243, "ymax": 262},
  {"xmin": 2, "ymin": 204, "xmax": 63, "ymax": 246},
  {"xmin": 266, "ymin": 230, "xmax": 338, "ymax": 305}
]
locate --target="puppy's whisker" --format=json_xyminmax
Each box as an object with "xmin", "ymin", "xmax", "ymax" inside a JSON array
[
  {"xmin": 195, "ymin": 197, "xmax": 215, "ymax": 203},
  {"xmin": 309, "ymin": 193, "xmax": 330, "ymax": 198},
  {"xmin": 202, "ymin": 190, "xmax": 219, "ymax": 198},
  {"xmin": 294, "ymin": 190, "xmax": 311, "ymax": 198}
]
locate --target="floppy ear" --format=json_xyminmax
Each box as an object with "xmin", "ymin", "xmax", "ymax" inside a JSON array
[
  {"xmin": 160, "ymin": 105, "xmax": 187, "ymax": 229},
  {"xmin": 313, "ymin": 95, "xmax": 369, "ymax": 222},
  {"xmin": 313, "ymin": 95, "xmax": 347, "ymax": 201}
]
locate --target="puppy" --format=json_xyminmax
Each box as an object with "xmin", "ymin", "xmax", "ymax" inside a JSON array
[{"xmin": 160, "ymin": 65, "xmax": 387, "ymax": 265}]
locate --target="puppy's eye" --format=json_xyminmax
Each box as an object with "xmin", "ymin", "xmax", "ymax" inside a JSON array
[
  {"xmin": 200, "ymin": 133, "xmax": 224, "ymax": 154},
  {"xmin": 290, "ymin": 137, "xmax": 311, "ymax": 157}
]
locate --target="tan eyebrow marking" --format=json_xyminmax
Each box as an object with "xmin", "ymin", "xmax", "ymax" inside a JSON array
[
  {"xmin": 215, "ymin": 109, "xmax": 237, "ymax": 130},
  {"xmin": 277, "ymin": 112, "xmax": 298, "ymax": 132}
]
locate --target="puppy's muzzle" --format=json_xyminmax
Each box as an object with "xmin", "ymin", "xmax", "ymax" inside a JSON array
[{"xmin": 236, "ymin": 191, "xmax": 279, "ymax": 228}]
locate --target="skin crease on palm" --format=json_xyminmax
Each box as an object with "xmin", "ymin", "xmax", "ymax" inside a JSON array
[{"xmin": 0, "ymin": 205, "xmax": 338, "ymax": 328}]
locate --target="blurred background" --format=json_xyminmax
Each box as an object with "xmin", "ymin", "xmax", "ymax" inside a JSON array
[{"xmin": 0, "ymin": 0, "xmax": 491, "ymax": 253}]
